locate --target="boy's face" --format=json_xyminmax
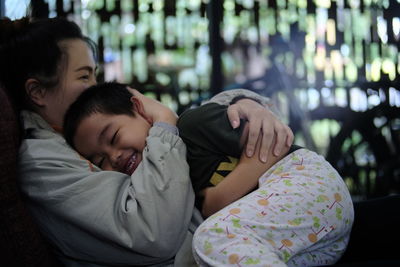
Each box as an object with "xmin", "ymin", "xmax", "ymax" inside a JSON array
[{"xmin": 73, "ymin": 110, "xmax": 151, "ymax": 175}]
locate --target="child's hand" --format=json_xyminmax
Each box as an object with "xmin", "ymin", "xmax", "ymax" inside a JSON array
[{"xmin": 127, "ymin": 87, "xmax": 178, "ymax": 125}]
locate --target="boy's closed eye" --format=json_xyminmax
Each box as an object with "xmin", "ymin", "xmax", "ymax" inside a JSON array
[
  {"xmin": 110, "ymin": 130, "xmax": 118, "ymax": 144},
  {"xmin": 94, "ymin": 129, "xmax": 119, "ymax": 169}
]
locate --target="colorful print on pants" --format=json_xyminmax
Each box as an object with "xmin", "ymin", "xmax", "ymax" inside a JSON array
[{"xmin": 193, "ymin": 149, "xmax": 354, "ymax": 267}]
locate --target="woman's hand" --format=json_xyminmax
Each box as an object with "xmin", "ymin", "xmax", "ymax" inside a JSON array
[
  {"xmin": 127, "ymin": 87, "xmax": 178, "ymax": 125},
  {"xmin": 227, "ymin": 98, "xmax": 294, "ymax": 163}
]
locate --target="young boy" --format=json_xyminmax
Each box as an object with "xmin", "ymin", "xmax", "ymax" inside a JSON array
[
  {"xmin": 63, "ymin": 82, "xmax": 353, "ymax": 266},
  {"xmin": 63, "ymin": 82, "xmax": 293, "ymax": 215}
]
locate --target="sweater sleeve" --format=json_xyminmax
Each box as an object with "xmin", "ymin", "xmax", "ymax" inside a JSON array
[
  {"xmin": 204, "ymin": 88, "xmax": 282, "ymax": 117},
  {"xmin": 204, "ymin": 88, "xmax": 271, "ymax": 106}
]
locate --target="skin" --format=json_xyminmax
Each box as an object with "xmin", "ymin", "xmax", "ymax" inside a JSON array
[
  {"xmin": 73, "ymin": 94, "xmax": 171, "ymax": 175},
  {"xmin": 26, "ymin": 39, "xmax": 97, "ymax": 127},
  {"xmin": 227, "ymin": 99, "xmax": 293, "ymax": 162}
]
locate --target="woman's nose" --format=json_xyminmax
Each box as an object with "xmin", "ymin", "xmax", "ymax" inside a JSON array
[{"xmin": 90, "ymin": 76, "xmax": 97, "ymax": 86}]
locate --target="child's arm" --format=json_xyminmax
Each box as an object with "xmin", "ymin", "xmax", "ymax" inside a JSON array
[
  {"xmin": 201, "ymin": 124, "xmax": 290, "ymax": 217},
  {"xmin": 128, "ymin": 87, "xmax": 178, "ymax": 125}
]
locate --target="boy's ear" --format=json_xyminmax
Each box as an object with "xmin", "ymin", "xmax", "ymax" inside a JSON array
[
  {"xmin": 25, "ymin": 78, "xmax": 46, "ymax": 107},
  {"xmin": 130, "ymin": 96, "xmax": 152, "ymax": 124},
  {"xmin": 130, "ymin": 96, "xmax": 142, "ymax": 113}
]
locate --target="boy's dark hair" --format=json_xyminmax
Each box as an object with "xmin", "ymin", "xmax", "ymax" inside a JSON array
[{"xmin": 63, "ymin": 82, "xmax": 135, "ymax": 149}]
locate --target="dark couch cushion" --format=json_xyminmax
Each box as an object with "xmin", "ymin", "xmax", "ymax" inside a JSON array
[
  {"xmin": 338, "ymin": 195, "xmax": 400, "ymax": 264},
  {"xmin": 0, "ymin": 86, "xmax": 59, "ymax": 266}
]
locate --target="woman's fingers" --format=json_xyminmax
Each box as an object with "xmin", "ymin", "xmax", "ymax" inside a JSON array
[{"xmin": 227, "ymin": 99, "xmax": 293, "ymax": 163}]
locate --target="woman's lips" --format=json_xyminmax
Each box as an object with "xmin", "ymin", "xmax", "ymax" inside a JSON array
[{"xmin": 123, "ymin": 152, "xmax": 139, "ymax": 175}]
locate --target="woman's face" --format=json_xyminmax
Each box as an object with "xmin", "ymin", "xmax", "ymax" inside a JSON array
[{"xmin": 40, "ymin": 39, "xmax": 97, "ymax": 127}]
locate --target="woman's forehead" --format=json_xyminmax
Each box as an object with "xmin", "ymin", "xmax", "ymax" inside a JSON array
[{"xmin": 60, "ymin": 39, "xmax": 95, "ymax": 67}]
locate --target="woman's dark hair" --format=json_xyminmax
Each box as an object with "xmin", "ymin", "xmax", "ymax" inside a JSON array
[
  {"xmin": 63, "ymin": 82, "xmax": 136, "ymax": 148},
  {"xmin": 0, "ymin": 16, "xmax": 98, "ymax": 110}
]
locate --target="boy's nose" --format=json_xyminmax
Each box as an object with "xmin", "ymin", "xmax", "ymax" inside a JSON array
[{"xmin": 109, "ymin": 150, "xmax": 122, "ymax": 168}]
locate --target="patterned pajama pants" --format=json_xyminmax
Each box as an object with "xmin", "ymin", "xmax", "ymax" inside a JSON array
[{"xmin": 192, "ymin": 149, "xmax": 354, "ymax": 267}]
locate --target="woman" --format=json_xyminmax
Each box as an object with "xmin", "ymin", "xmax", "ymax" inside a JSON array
[{"xmin": 0, "ymin": 16, "xmax": 293, "ymax": 266}]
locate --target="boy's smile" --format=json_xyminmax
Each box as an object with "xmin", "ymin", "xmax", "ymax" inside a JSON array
[
  {"xmin": 73, "ymin": 111, "xmax": 151, "ymax": 175},
  {"xmin": 123, "ymin": 152, "xmax": 140, "ymax": 175}
]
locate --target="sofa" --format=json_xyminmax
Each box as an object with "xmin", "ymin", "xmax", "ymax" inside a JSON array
[
  {"xmin": 333, "ymin": 194, "xmax": 400, "ymax": 266},
  {"xmin": 0, "ymin": 85, "xmax": 60, "ymax": 266}
]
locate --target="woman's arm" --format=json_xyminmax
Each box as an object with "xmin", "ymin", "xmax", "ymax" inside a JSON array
[
  {"xmin": 228, "ymin": 98, "xmax": 293, "ymax": 161},
  {"xmin": 201, "ymin": 125, "xmax": 290, "ymax": 217},
  {"xmin": 19, "ymin": 111, "xmax": 193, "ymax": 265},
  {"xmin": 208, "ymin": 89, "xmax": 293, "ymax": 163}
]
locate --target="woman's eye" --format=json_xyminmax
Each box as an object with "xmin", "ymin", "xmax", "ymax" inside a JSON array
[{"xmin": 80, "ymin": 75, "xmax": 89, "ymax": 80}]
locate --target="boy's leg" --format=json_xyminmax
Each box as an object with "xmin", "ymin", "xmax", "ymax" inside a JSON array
[{"xmin": 192, "ymin": 149, "xmax": 354, "ymax": 266}]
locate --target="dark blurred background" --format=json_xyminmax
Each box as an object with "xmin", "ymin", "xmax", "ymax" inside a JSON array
[{"xmin": 1, "ymin": 0, "xmax": 399, "ymax": 200}]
